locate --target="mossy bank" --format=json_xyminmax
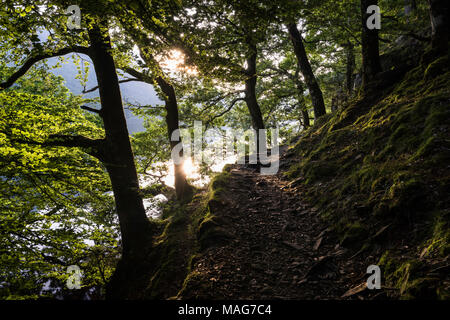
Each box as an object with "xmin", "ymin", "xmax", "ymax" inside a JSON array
[{"xmin": 284, "ymin": 54, "xmax": 450, "ymax": 299}]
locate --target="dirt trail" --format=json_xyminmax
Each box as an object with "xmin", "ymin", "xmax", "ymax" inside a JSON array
[{"xmin": 180, "ymin": 161, "xmax": 384, "ymax": 300}]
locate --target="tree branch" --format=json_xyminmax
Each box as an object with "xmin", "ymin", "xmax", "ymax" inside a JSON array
[
  {"xmin": 43, "ymin": 134, "xmax": 103, "ymax": 150},
  {"xmin": 80, "ymin": 105, "xmax": 102, "ymax": 113},
  {"xmin": 197, "ymin": 90, "xmax": 245, "ymax": 115},
  {"xmin": 12, "ymin": 134, "xmax": 105, "ymax": 160},
  {"xmin": 122, "ymin": 67, "xmax": 155, "ymax": 84},
  {"xmin": 403, "ymin": 32, "xmax": 431, "ymax": 42},
  {"xmin": 205, "ymin": 97, "xmax": 245, "ymax": 128},
  {"xmin": 266, "ymin": 66, "xmax": 296, "ymax": 80},
  {"xmin": 82, "ymin": 78, "xmax": 141, "ymax": 93},
  {"xmin": 0, "ymin": 46, "xmax": 91, "ymax": 90}
]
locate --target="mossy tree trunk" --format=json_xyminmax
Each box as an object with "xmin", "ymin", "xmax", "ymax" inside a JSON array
[
  {"xmin": 244, "ymin": 43, "xmax": 265, "ymax": 132},
  {"xmin": 0, "ymin": 18, "xmax": 154, "ymax": 299}
]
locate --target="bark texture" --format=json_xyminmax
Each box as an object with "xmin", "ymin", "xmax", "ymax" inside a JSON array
[
  {"xmin": 87, "ymin": 24, "xmax": 152, "ymax": 259},
  {"xmin": 244, "ymin": 44, "xmax": 265, "ymax": 132},
  {"xmin": 345, "ymin": 41, "xmax": 356, "ymax": 94},
  {"xmin": 287, "ymin": 23, "xmax": 326, "ymax": 119}
]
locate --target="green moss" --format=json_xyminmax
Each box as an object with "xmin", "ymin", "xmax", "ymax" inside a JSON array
[
  {"xmin": 339, "ymin": 221, "xmax": 367, "ymax": 246},
  {"xmin": 414, "ymin": 136, "xmax": 437, "ymax": 159},
  {"xmin": 422, "ymin": 213, "xmax": 450, "ymax": 258},
  {"xmin": 197, "ymin": 173, "xmax": 235, "ymax": 251},
  {"xmin": 176, "ymin": 271, "xmax": 211, "ymax": 299},
  {"xmin": 284, "ymin": 56, "xmax": 450, "ymax": 299},
  {"xmin": 437, "ymin": 284, "xmax": 450, "ymax": 300},
  {"xmin": 424, "ymin": 56, "xmax": 449, "ymax": 81},
  {"xmin": 210, "ymin": 171, "xmax": 231, "ymax": 192},
  {"xmin": 143, "ymin": 204, "xmax": 192, "ymax": 298},
  {"xmin": 303, "ymin": 161, "xmax": 339, "ymax": 183},
  {"xmin": 145, "ymin": 165, "xmax": 236, "ymax": 298},
  {"xmin": 403, "ymin": 278, "xmax": 441, "ymax": 299},
  {"xmin": 378, "ymin": 252, "xmax": 436, "ymax": 299},
  {"xmin": 284, "ymin": 162, "xmax": 302, "ymax": 180}
]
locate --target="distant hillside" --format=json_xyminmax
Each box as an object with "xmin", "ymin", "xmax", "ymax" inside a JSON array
[{"xmin": 48, "ymin": 55, "xmax": 162, "ymax": 133}]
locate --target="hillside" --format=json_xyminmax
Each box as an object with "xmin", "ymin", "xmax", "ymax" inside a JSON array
[{"xmin": 106, "ymin": 53, "xmax": 450, "ymax": 300}]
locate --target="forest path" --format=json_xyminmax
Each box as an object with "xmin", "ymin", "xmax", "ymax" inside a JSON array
[{"xmin": 181, "ymin": 160, "xmax": 381, "ymax": 299}]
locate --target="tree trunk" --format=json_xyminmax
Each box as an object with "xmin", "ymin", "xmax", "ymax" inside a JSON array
[
  {"xmin": 361, "ymin": 0, "xmax": 382, "ymax": 89},
  {"xmin": 294, "ymin": 79, "xmax": 309, "ymax": 129},
  {"xmin": 345, "ymin": 41, "xmax": 355, "ymax": 94},
  {"xmin": 243, "ymin": 44, "xmax": 266, "ymax": 161},
  {"xmin": 301, "ymin": 109, "xmax": 310, "ymax": 129},
  {"xmin": 244, "ymin": 47, "xmax": 265, "ymax": 132},
  {"xmin": 128, "ymin": 45, "xmax": 193, "ymax": 201},
  {"xmin": 87, "ymin": 24, "xmax": 151, "ymax": 258},
  {"xmin": 156, "ymin": 76, "xmax": 193, "ymax": 201},
  {"xmin": 428, "ymin": 0, "xmax": 449, "ymax": 56},
  {"xmin": 287, "ymin": 23, "xmax": 326, "ymax": 119},
  {"xmin": 404, "ymin": 0, "xmax": 417, "ymax": 17}
]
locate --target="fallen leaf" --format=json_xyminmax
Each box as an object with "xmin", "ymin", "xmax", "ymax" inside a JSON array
[
  {"xmin": 313, "ymin": 237, "xmax": 323, "ymax": 250},
  {"xmin": 282, "ymin": 241, "xmax": 303, "ymax": 251},
  {"xmin": 341, "ymin": 282, "xmax": 367, "ymax": 298}
]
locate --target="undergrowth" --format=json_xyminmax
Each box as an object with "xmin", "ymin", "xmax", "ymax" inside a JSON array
[{"xmin": 140, "ymin": 170, "xmax": 233, "ymax": 299}]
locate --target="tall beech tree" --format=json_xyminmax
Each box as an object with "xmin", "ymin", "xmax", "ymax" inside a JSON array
[
  {"xmin": 0, "ymin": 64, "xmax": 120, "ymax": 299},
  {"xmin": 84, "ymin": 21, "xmax": 152, "ymax": 256},
  {"xmin": 287, "ymin": 23, "xmax": 327, "ymax": 119},
  {"xmin": 122, "ymin": 49, "xmax": 194, "ymax": 201},
  {"xmin": 155, "ymin": 75, "xmax": 194, "ymax": 200},
  {"xmin": 244, "ymin": 41, "xmax": 266, "ymax": 132},
  {"xmin": 77, "ymin": 0, "xmax": 194, "ymax": 201},
  {"xmin": 110, "ymin": 1, "xmax": 194, "ymax": 200}
]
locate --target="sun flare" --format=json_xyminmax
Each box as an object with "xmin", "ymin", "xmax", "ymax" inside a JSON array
[
  {"xmin": 159, "ymin": 49, "xmax": 198, "ymax": 76},
  {"xmin": 182, "ymin": 157, "xmax": 197, "ymax": 176}
]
